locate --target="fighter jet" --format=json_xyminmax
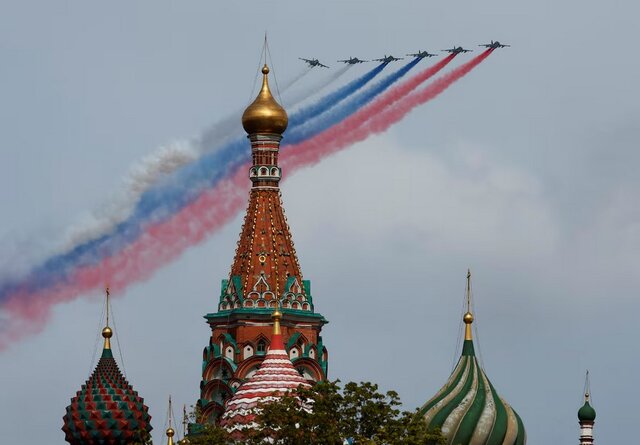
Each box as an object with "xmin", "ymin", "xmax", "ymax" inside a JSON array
[
  {"xmin": 479, "ymin": 40, "xmax": 510, "ymax": 49},
  {"xmin": 442, "ymin": 46, "xmax": 472, "ymax": 54},
  {"xmin": 372, "ymin": 55, "xmax": 404, "ymax": 63},
  {"xmin": 407, "ymin": 50, "xmax": 438, "ymax": 59},
  {"xmin": 338, "ymin": 57, "xmax": 368, "ymax": 64},
  {"xmin": 299, "ymin": 58, "xmax": 329, "ymax": 68}
]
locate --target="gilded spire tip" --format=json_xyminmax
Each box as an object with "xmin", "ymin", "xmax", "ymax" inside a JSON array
[
  {"xmin": 464, "ymin": 269, "xmax": 474, "ymax": 341},
  {"xmin": 272, "ymin": 305, "xmax": 282, "ymax": 336},
  {"xmin": 102, "ymin": 286, "xmax": 112, "ymax": 350}
]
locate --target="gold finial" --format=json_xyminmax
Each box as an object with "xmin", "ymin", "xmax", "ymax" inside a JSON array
[
  {"xmin": 102, "ymin": 286, "xmax": 112, "ymax": 350},
  {"xmin": 241, "ymin": 61, "xmax": 288, "ymax": 135},
  {"xmin": 464, "ymin": 269, "xmax": 474, "ymax": 341},
  {"xmin": 166, "ymin": 427, "xmax": 175, "ymax": 445},
  {"xmin": 272, "ymin": 306, "xmax": 282, "ymax": 335}
]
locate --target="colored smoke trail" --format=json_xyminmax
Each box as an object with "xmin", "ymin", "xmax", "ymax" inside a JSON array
[
  {"xmin": 286, "ymin": 57, "xmax": 424, "ymax": 144},
  {"xmin": 288, "ymin": 63, "xmax": 386, "ymax": 128},
  {"xmin": 0, "ymin": 62, "xmax": 387, "ymax": 309},
  {"xmin": 0, "ymin": 51, "xmax": 493, "ymax": 350},
  {"xmin": 58, "ymin": 65, "xmax": 359, "ymax": 255},
  {"xmin": 281, "ymin": 64, "xmax": 351, "ymax": 110},
  {"xmin": 281, "ymin": 50, "xmax": 494, "ymax": 171}
]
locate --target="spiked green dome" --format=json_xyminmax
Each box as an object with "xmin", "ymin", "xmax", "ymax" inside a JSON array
[
  {"xmin": 62, "ymin": 348, "xmax": 153, "ymax": 444},
  {"xmin": 62, "ymin": 304, "xmax": 152, "ymax": 445}
]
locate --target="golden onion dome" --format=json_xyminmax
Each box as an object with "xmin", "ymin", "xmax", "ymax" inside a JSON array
[{"xmin": 242, "ymin": 64, "xmax": 288, "ymax": 135}]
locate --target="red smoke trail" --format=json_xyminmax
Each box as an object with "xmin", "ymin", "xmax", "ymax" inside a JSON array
[
  {"xmin": 281, "ymin": 49, "xmax": 493, "ymax": 170},
  {"xmin": 0, "ymin": 51, "xmax": 492, "ymax": 350},
  {"xmin": 0, "ymin": 166, "xmax": 251, "ymax": 350}
]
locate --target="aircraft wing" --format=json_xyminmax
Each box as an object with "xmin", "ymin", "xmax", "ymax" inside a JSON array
[{"xmin": 318, "ymin": 62, "xmax": 329, "ymax": 68}]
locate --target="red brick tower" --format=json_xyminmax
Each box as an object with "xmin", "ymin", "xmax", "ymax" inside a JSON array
[{"xmin": 197, "ymin": 64, "xmax": 328, "ymax": 421}]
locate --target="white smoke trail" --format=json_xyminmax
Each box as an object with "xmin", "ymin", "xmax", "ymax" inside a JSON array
[
  {"xmin": 280, "ymin": 67, "xmax": 313, "ymax": 92},
  {"xmin": 283, "ymin": 65, "xmax": 351, "ymax": 109},
  {"xmin": 60, "ymin": 139, "xmax": 198, "ymax": 251}
]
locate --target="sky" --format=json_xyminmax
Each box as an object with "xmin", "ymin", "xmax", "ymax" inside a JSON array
[{"xmin": 1, "ymin": 1, "xmax": 639, "ymax": 443}]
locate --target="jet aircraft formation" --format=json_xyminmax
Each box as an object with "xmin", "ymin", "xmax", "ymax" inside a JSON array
[{"xmin": 299, "ymin": 41, "xmax": 508, "ymax": 68}]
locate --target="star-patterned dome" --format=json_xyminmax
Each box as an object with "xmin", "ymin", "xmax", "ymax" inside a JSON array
[{"xmin": 62, "ymin": 292, "xmax": 152, "ymax": 444}]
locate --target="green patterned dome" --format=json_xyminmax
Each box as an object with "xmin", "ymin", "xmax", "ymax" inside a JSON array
[
  {"xmin": 62, "ymin": 322, "xmax": 152, "ymax": 444},
  {"xmin": 578, "ymin": 400, "xmax": 596, "ymax": 422},
  {"xmin": 420, "ymin": 339, "xmax": 526, "ymax": 445},
  {"xmin": 420, "ymin": 272, "xmax": 526, "ymax": 445}
]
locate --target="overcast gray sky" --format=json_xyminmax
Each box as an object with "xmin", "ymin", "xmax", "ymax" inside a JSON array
[{"xmin": 1, "ymin": 1, "xmax": 639, "ymax": 443}]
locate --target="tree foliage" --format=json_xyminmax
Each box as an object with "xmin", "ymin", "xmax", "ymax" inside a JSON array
[{"xmin": 188, "ymin": 380, "xmax": 445, "ymax": 445}]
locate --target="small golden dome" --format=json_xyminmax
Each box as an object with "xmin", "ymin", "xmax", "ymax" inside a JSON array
[
  {"xmin": 102, "ymin": 326, "xmax": 113, "ymax": 339},
  {"xmin": 242, "ymin": 64, "xmax": 288, "ymax": 135},
  {"xmin": 166, "ymin": 427, "xmax": 175, "ymax": 437},
  {"xmin": 463, "ymin": 312, "xmax": 474, "ymax": 324}
]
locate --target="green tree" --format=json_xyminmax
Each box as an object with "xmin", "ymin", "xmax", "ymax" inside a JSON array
[
  {"xmin": 185, "ymin": 423, "xmax": 232, "ymax": 445},
  {"xmin": 244, "ymin": 380, "xmax": 446, "ymax": 445}
]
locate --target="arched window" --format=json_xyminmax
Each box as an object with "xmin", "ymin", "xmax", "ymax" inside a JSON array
[
  {"xmin": 257, "ymin": 340, "xmax": 266, "ymax": 354},
  {"xmin": 244, "ymin": 345, "xmax": 254, "ymax": 359}
]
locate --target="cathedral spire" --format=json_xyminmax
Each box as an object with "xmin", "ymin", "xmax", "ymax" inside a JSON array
[
  {"xmin": 220, "ymin": 60, "xmax": 309, "ymax": 302},
  {"xmin": 464, "ymin": 269, "xmax": 474, "ymax": 341},
  {"xmin": 200, "ymin": 53, "xmax": 328, "ymax": 421}
]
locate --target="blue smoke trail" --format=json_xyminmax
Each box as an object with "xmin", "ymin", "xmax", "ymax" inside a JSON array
[
  {"xmin": 288, "ymin": 63, "xmax": 386, "ymax": 129},
  {"xmin": 0, "ymin": 62, "xmax": 393, "ymax": 301},
  {"xmin": 285, "ymin": 58, "xmax": 421, "ymax": 144}
]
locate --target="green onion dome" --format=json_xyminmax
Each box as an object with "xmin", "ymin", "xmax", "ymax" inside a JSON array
[
  {"xmin": 578, "ymin": 399, "xmax": 596, "ymax": 422},
  {"xmin": 419, "ymin": 272, "xmax": 526, "ymax": 444},
  {"xmin": 62, "ymin": 325, "xmax": 152, "ymax": 444},
  {"xmin": 419, "ymin": 339, "xmax": 526, "ymax": 445}
]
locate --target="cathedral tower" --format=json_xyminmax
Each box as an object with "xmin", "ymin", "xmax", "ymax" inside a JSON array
[{"xmin": 198, "ymin": 64, "xmax": 328, "ymax": 421}]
